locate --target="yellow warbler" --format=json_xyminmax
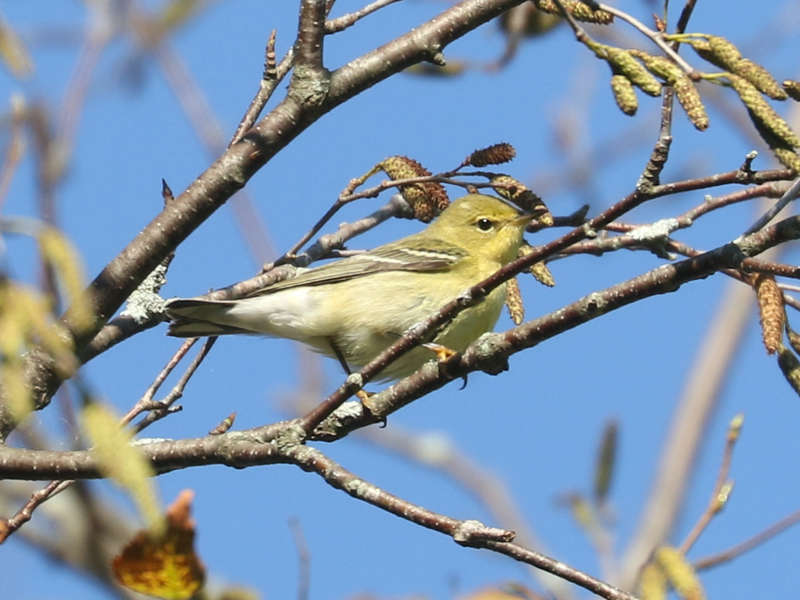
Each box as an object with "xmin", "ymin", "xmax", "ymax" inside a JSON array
[{"xmin": 165, "ymin": 194, "xmax": 531, "ymax": 380}]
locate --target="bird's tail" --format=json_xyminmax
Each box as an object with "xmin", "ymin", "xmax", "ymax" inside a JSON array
[{"xmin": 164, "ymin": 298, "xmax": 253, "ymax": 337}]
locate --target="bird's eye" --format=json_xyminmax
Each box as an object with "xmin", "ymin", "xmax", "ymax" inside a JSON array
[{"xmin": 476, "ymin": 218, "xmax": 494, "ymax": 231}]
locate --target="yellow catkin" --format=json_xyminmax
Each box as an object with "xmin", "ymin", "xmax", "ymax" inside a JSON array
[
  {"xmin": 656, "ymin": 546, "xmax": 706, "ymax": 600},
  {"xmin": 639, "ymin": 563, "xmax": 667, "ymax": 600},
  {"xmin": 706, "ymin": 35, "xmax": 743, "ymax": 70},
  {"xmin": 605, "ymin": 47, "xmax": 661, "ymax": 96},
  {"xmin": 630, "ymin": 49, "xmax": 710, "ymax": 130},
  {"xmin": 82, "ymin": 404, "xmax": 164, "ymax": 535},
  {"xmin": 689, "ymin": 38, "xmax": 785, "ymax": 99},
  {"xmin": 611, "ymin": 74, "xmax": 639, "ymax": 115},
  {"xmin": 674, "ymin": 77, "xmax": 709, "ymax": 130},
  {"xmin": 530, "ymin": 260, "xmax": 555, "ymax": 287},
  {"xmin": 505, "ymin": 277, "xmax": 524, "ymax": 325},
  {"xmin": 630, "ymin": 50, "xmax": 682, "ymax": 83},
  {"xmin": 754, "ymin": 274, "xmax": 785, "ymax": 354},
  {"xmin": 518, "ymin": 243, "xmax": 556, "ymax": 286},
  {"xmin": 533, "ymin": 0, "xmax": 614, "ymax": 24},
  {"xmin": 38, "ymin": 227, "xmax": 93, "ymax": 331},
  {"xmin": 783, "ymin": 80, "xmax": 800, "ymax": 102},
  {"xmin": 0, "ymin": 362, "xmax": 32, "ymax": 422},
  {"xmin": 728, "ymin": 74, "xmax": 800, "ymax": 148},
  {"xmin": 686, "ymin": 39, "xmax": 717, "ymax": 66},
  {"xmin": 734, "ymin": 59, "xmax": 787, "ymax": 100},
  {"xmin": 772, "ymin": 147, "xmax": 800, "ymax": 173}
]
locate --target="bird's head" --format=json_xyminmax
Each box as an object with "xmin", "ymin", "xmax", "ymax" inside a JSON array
[{"xmin": 426, "ymin": 193, "xmax": 532, "ymax": 264}]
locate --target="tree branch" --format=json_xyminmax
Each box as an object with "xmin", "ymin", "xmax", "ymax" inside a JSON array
[{"xmin": 4, "ymin": 215, "xmax": 795, "ymax": 479}]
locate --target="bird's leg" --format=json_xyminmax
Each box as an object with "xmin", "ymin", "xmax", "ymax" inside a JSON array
[
  {"xmin": 422, "ymin": 342, "xmax": 458, "ymax": 362},
  {"xmin": 328, "ymin": 338, "xmax": 373, "ymax": 404},
  {"xmin": 422, "ymin": 342, "xmax": 467, "ymax": 388}
]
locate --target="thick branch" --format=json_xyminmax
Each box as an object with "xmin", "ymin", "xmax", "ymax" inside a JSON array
[
  {"xmin": 294, "ymin": 0, "xmax": 327, "ymax": 74},
  {"xmin": 0, "ymin": 422, "xmax": 295, "ymax": 479}
]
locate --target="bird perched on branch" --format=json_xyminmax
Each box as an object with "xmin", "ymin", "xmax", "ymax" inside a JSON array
[{"xmin": 165, "ymin": 193, "xmax": 532, "ymax": 381}]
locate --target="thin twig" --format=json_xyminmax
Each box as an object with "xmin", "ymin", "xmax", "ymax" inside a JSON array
[
  {"xmin": 325, "ymin": 0, "xmax": 402, "ymax": 34},
  {"xmin": 559, "ymin": 179, "xmax": 791, "ymax": 262},
  {"xmin": 276, "ymin": 194, "xmax": 411, "ymax": 267},
  {"xmin": 597, "ymin": 4, "xmax": 695, "ymax": 75},
  {"xmin": 283, "ymin": 199, "xmax": 349, "ymax": 259},
  {"xmin": 549, "ymin": 0, "xmax": 588, "ymax": 41},
  {"xmin": 58, "ymin": 11, "xmax": 112, "ymax": 156},
  {"xmin": 133, "ymin": 337, "xmax": 217, "ymax": 433},
  {"xmin": 674, "ymin": 0, "xmax": 699, "ymax": 35},
  {"xmin": 693, "ymin": 508, "xmax": 800, "ymax": 570},
  {"xmin": 120, "ymin": 338, "xmax": 197, "ymax": 425},
  {"xmin": 152, "ymin": 41, "xmax": 276, "ymax": 264},
  {"xmin": 679, "ymin": 416, "xmax": 741, "ymax": 553},
  {"xmin": 743, "ymin": 175, "xmax": 800, "ymax": 235},
  {"xmin": 0, "ymin": 480, "xmax": 71, "ymax": 543},
  {"xmin": 230, "ymin": 31, "xmax": 295, "ymax": 146}
]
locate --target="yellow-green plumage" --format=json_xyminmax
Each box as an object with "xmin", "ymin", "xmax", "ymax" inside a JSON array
[{"xmin": 165, "ymin": 194, "xmax": 531, "ymax": 381}]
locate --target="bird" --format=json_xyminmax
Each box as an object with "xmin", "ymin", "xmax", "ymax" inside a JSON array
[{"xmin": 164, "ymin": 193, "xmax": 531, "ymax": 381}]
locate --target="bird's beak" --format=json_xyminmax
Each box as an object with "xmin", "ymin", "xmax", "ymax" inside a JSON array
[{"xmin": 513, "ymin": 213, "xmax": 535, "ymax": 226}]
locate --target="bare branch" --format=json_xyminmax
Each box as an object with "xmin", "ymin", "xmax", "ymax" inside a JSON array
[
  {"xmin": 285, "ymin": 445, "xmax": 636, "ymax": 600},
  {"xmin": 325, "ymin": 0, "xmax": 402, "ymax": 34},
  {"xmin": 694, "ymin": 508, "xmax": 800, "ymax": 571},
  {"xmin": 132, "ymin": 337, "xmax": 217, "ymax": 432},
  {"xmin": 229, "ymin": 30, "xmax": 295, "ymax": 146},
  {"xmin": 0, "ymin": 480, "xmax": 70, "ymax": 543},
  {"xmin": 120, "ymin": 338, "xmax": 198, "ymax": 426},
  {"xmin": 744, "ymin": 175, "xmax": 800, "ymax": 235},
  {"xmin": 679, "ymin": 416, "xmax": 741, "ymax": 553},
  {"xmin": 294, "ymin": 0, "xmax": 327, "ymax": 75}
]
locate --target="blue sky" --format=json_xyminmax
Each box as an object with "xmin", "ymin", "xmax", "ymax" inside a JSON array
[{"xmin": 2, "ymin": 1, "xmax": 800, "ymax": 598}]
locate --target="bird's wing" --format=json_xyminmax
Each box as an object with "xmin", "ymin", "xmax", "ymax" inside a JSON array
[{"xmin": 245, "ymin": 236, "xmax": 467, "ymax": 296}]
